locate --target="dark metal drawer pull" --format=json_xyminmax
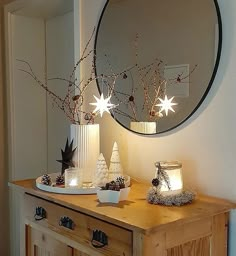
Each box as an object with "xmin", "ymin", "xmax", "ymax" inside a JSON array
[
  {"xmin": 91, "ymin": 230, "xmax": 108, "ymax": 248},
  {"xmin": 59, "ymin": 216, "xmax": 75, "ymax": 230},
  {"xmin": 34, "ymin": 207, "xmax": 46, "ymax": 221}
]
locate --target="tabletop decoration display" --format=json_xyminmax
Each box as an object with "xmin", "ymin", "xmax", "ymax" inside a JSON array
[
  {"xmin": 37, "ymin": 139, "xmax": 98, "ymax": 194},
  {"xmin": 19, "ymin": 28, "xmax": 133, "ymax": 191},
  {"xmin": 97, "ymin": 176, "xmax": 130, "ymax": 203},
  {"xmin": 37, "ymin": 140, "xmax": 131, "ymax": 195},
  {"xmin": 147, "ymin": 161, "xmax": 195, "ymax": 206},
  {"xmin": 16, "ymin": 29, "xmax": 178, "ymax": 196}
]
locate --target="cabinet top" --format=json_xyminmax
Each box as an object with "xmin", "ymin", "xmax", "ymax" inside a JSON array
[{"xmin": 10, "ymin": 179, "xmax": 235, "ymax": 234}]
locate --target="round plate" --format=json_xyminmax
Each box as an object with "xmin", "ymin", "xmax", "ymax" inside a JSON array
[
  {"xmin": 35, "ymin": 173, "xmax": 131, "ymax": 195},
  {"xmin": 36, "ymin": 173, "xmax": 98, "ymax": 194}
]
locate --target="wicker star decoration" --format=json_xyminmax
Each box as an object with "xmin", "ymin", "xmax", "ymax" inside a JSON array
[{"xmin": 57, "ymin": 138, "xmax": 77, "ymax": 175}]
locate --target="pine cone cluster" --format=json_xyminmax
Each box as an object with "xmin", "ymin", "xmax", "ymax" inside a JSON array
[
  {"xmin": 41, "ymin": 174, "xmax": 52, "ymax": 186},
  {"xmin": 56, "ymin": 175, "xmax": 65, "ymax": 185},
  {"xmin": 116, "ymin": 176, "xmax": 125, "ymax": 189},
  {"xmin": 101, "ymin": 176, "xmax": 126, "ymax": 191},
  {"xmin": 101, "ymin": 181, "xmax": 120, "ymax": 191}
]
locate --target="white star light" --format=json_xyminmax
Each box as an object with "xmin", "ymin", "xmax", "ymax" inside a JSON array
[
  {"xmin": 156, "ymin": 95, "xmax": 178, "ymax": 116},
  {"xmin": 90, "ymin": 93, "xmax": 114, "ymax": 117}
]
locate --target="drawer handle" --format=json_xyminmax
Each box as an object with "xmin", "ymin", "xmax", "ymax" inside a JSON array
[
  {"xmin": 59, "ymin": 216, "xmax": 75, "ymax": 230},
  {"xmin": 34, "ymin": 207, "xmax": 46, "ymax": 221},
  {"xmin": 91, "ymin": 230, "xmax": 108, "ymax": 248}
]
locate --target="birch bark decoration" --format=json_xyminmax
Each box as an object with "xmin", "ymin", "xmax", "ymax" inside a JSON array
[
  {"xmin": 93, "ymin": 153, "xmax": 109, "ymax": 187},
  {"xmin": 108, "ymin": 142, "xmax": 123, "ymax": 181}
]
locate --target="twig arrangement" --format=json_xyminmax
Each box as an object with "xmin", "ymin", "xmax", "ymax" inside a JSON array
[
  {"xmin": 17, "ymin": 28, "xmax": 134, "ymax": 124},
  {"xmin": 99, "ymin": 34, "xmax": 198, "ymax": 123},
  {"xmin": 17, "ymin": 29, "xmax": 197, "ymax": 125}
]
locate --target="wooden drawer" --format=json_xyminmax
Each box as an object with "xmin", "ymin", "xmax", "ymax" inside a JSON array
[{"xmin": 24, "ymin": 193, "xmax": 132, "ymax": 256}]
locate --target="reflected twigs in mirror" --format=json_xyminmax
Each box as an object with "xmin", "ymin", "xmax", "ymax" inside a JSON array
[{"xmin": 95, "ymin": 0, "xmax": 222, "ymax": 134}]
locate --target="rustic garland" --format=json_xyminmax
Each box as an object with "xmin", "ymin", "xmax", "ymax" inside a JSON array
[{"xmin": 147, "ymin": 187, "xmax": 196, "ymax": 206}]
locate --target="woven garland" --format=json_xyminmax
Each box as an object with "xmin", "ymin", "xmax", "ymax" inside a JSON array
[{"xmin": 147, "ymin": 188, "xmax": 196, "ymax": 206}]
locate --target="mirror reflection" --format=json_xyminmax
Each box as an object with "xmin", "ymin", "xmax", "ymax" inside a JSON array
[{"xmin": 95, "ymin": 0, "xmax": 221, "ymax": 134}]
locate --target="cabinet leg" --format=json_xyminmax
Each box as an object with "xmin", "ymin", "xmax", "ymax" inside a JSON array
[{"xmin": 211, "ymin": 213, "xmax": 228, "ymax": 256}]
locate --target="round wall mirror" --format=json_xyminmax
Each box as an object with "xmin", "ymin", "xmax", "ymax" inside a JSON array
[{"xmin": 95, "ymin": 0, "xmax": 222, "ymax": 135}]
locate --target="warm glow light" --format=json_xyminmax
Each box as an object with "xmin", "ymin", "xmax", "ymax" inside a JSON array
[
  {"xmin": 90, "ymin": 93, "xmax": 114, "ymax": 117},
  {"xmin": 160, "ymin": 168, "xmax": 183, "ymax": 195},
  {"xmin": 156, "ymin": 95, "xmax": 178, "ymax": 116},
  {"xmin": 69, "ymin": 178, "xmax": 78, "ymax": 187},
  {"xmin": 65, "ymin": 168, "xmax": 82, "ymax": 188}
]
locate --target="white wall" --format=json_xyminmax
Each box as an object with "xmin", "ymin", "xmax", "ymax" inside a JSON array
[
  {"xmin": 8, "ymin": 11, "xmax": 74, "ymax": 175},
  {"xmin": 9, "ymin": 14, "xmax": 47, "ymax": 256},
  {"xmin": 7, "ymin": 10, "xmax": 74, "ymax": 256},
  {"xmin": 46, "ymin": 11, "xmax": 74, "ymax": 172},
  {"xmin": 79, "ymin": 0, "xmax": 236, "ymax": 254},
  {"xmin": 11, "ymin": 15, "xmax": 47, "ymax": 180}
]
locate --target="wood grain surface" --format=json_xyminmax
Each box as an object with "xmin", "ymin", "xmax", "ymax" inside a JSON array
[{"xmin": 10, "ymin": 179, "xmax": 235, "ymax": 234}]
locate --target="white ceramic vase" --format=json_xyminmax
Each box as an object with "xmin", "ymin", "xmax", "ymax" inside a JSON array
[
  {"xmin": 70, "ymin": 124, "xmax": 100, "ymax": 183},
  {"xmin": 130, "ymin": 121, "xmax": 156, "ymax": 134}
]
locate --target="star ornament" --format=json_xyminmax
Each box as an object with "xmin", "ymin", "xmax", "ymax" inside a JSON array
[
  {"xmin": 90, "ymin": 93, "xmax": 115, "ymax": 117},
  {"xmin": 156, "ymin": 95, "xmax": 178, "ymax": 116}
]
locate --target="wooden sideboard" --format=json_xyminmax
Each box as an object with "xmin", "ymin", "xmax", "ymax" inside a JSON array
[{"xmin": 10, "ymin": 179, "xmax": 235, "ymax": 256}]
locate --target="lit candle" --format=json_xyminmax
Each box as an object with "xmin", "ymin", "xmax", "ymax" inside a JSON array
[
  {"xmin": 65, "ymin": 168, "xmax": 82, "ymax": 188},
  {"xmin": 155, "ymin": 161, "xmax": 183, "ymax": 196},
  {"xmin": 69, "ymin": 178, "xmax": 78, "ymax": 187}
]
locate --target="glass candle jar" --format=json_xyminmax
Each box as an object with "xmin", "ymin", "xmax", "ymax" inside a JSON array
[
  {"xmin": 155, "ymin": 161, "xmax": 183, "ymax": 195},
  {"xmin": 65, "ymin": 168, "xmax": 83, "ymax": 188}
]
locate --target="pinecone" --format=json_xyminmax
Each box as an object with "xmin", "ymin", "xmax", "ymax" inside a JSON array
[
  {"xmin": 56, "ymin": 175, "xmax": 65, "ymax": 185},
  {"xmin": 152, "ymin": 178, "xmax": 160, "ymax": 187},
  {"xmin": 41, "ymin": 174, "xmax": 52, "ymax": 186},
  {"xmin": 108, "ymin": 181, "xmax": 116, "ymax": 190},
  {"xmin": 116, "ymin": 176, "xmax": 125, "ymax": 189}
]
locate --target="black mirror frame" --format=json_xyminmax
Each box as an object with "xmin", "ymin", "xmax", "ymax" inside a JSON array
[{"xmin": 94, "ymin": 0, "xmax": 222, "ymax": 135}]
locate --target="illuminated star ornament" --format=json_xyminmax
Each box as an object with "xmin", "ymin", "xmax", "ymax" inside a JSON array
[
  {"xmin": 156, "ymin": 95, "xmax": 178, "ymax": 116},
  {"xmin": 90, "ymin": 93, "xmax": 115, "ymax": 117}
]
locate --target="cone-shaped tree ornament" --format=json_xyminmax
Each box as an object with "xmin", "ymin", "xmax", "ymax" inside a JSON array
[
  {"xmin": 108, "ymin": 142, "xmax": 123, "ymax": 181},
  {"xmin": 93, "ymin": 153, "xmax": 109, "ymax": 187}
]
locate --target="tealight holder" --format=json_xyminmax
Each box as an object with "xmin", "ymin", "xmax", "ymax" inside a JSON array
[
  {"xmin": 147, "ymin": 161, "xmax": 195, "ymax": 206},
  {"xmin": 65, "ymin": 168, "xmax": 83, "ymax": 188},
  {"xmin": 158, "ymin": 161, "xmax": 183, "ymax": 195}
]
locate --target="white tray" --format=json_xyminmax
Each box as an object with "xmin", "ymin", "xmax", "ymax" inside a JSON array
[
  {"xmin": 35, "ymin": 173, "xmax": 98, "ymax": 194},
  {"xmin": 35, "ymin": 173, "xmax": 131, "ymax": 195}
]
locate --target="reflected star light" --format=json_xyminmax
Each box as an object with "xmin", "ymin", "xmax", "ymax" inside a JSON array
[
  {"xmin": 90, "ymin": 93, "xmax": 114, "ymax": 117},
  {"xmin": 156, "ymin": 95, "xmax": 178, "ymax": 116}
]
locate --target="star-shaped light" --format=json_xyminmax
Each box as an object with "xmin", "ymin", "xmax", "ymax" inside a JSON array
[
  {"xmin": 156, "ymin": 95, "xmax": 178, "ymax": 116},
  {"xmin": 90, "ymin": 93, "xmax": 115, "ymax": 117}
]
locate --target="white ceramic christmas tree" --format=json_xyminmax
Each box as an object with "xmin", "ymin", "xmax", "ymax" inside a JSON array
[
  {"xmin": 93, "ymin": 153, "xmax": 109, "ymax": 187},
  {"xmin": 108, "ymin": 142, "xmax": 123, "ymax": 181}
]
